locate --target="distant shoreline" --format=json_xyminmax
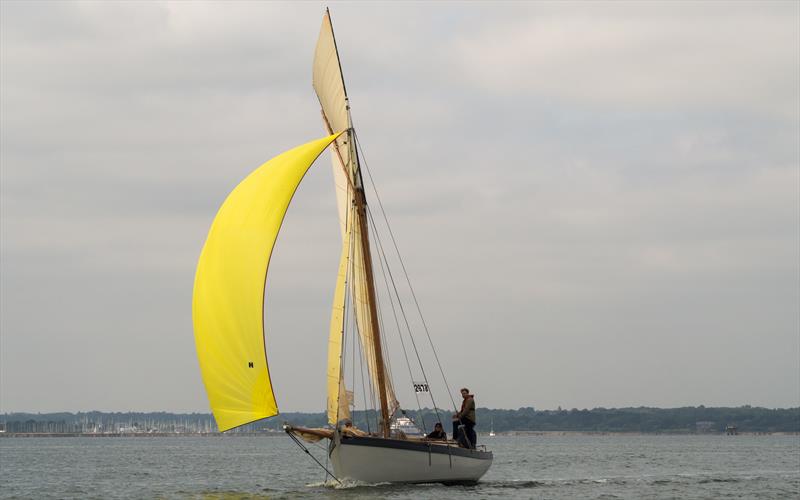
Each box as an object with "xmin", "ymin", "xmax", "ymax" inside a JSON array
[{"xmin": 3, "ymin": 406, "xmax": 798, "ymax": 435}]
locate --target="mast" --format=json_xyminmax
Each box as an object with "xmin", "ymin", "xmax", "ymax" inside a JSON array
[
  {"xmin": 322, "ymin": 120, "xmax": 391, "ymax": 437},
  {"xmin": 314, "ymin": 9, "xmax": 394, "ymax": 437},
  {"xmin": 354, "ymin": 178, "xmax": 391, "ymax": 437}
]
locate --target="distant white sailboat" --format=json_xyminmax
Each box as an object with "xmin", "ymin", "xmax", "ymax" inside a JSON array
[
  {"xmin": 489, "ymin": 420, "xmax": 496, "ymax": 437},
  {"xmin": 192, "ymin": 8, "xmax": 492, "ymax": 485}
]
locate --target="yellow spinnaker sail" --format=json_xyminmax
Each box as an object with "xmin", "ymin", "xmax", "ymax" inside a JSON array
[{"xmin": 193, "ymin": 133, "xmax": 341, "ymax": 432}]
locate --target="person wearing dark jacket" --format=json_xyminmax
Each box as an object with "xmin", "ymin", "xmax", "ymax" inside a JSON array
[
  {"xmin": 425, "ymin": 422, "xmax": 447, "ymax": 441},
  {"xmin": 452, "ymin": 387, "xmax": 477, "ymax": 448}
]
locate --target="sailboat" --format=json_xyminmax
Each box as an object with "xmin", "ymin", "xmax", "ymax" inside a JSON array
[
  {"xmin": 192, "ymin": 10, "xmax": 492, "ymax": 485},
  {"xmin": 489, "ymin": 420, "xmax": 496, "ymax": 437}
]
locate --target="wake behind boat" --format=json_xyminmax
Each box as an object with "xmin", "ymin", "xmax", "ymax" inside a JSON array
[{"xmin": 192, "ymin": 9, "xmax": 492, "ymax": 485}]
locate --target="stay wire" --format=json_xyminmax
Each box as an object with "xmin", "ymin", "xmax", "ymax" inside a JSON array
[
  {"xmin": 344, "ymin": 199, "xmax": 366, "ymax": 432},
  {"xmin": 371, "ymin": 211, "xmax": 427, "ymax": 430},
  {"xmin": 350, "ymin": 232, "xmax": 378, "ymax": 433},
  {"xmin": 355, "ymin": 300, "xmax": 373, "ymax": 433},
  {"xmin": 354, "ymin": 250, "xmax": 379, "ymax": 427},
  {"xmin": 286, "ymin": 430, "xmax": 340, "ymax": 484},
  {"xmin": 372, "ymin": 284, "xmax": 398, "ymax": 415},
  {"xmin": 338, "ymin": 199, "xmax": 355, "ymax": 428},
  {"xmin": 353, "ymin": 129, "xmax": 458, "ymax": 413},
  {"xmin": 368, "ymin": 243, "xmax": 395, "ymax": 396},
  {"xmin": 348, "ymin": 204, "xmax": 359, "ymax": 427},
  {"xmin": 353, "ymin": 213, "xmax": 383, "ymax": 429},
  {"xmin": 365, "ymin": 203, "xmax": 442, "ymax": 428}
]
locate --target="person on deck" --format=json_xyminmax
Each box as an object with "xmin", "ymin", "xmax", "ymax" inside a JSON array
[
  {"xmin": 425, "ymin": 422, "xmax": 447, "ymax": 441},
  {"xmin": 341, "ymin": 419, "xmax": 367, "ymax": 437},
  {"xmin": 452, "ymin": 387, "xmax": 477, "ymax": 448}
]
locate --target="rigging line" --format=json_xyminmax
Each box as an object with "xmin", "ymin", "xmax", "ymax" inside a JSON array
[
  {"xmin": 367, "ymin": 227, "xmax": 393, "ymax": 385},
  {"xmin": 355, "ymin": 227, "xmax": 378, "ymax": 430},
  {"xmin": 348, "ymin": 205, "xmax": 373, "ymax": 434},
  {"xmin": 337, "ymin": 198, "xmax": 356, "ymax": 427},
  {"xmin": 353, "ymin": 129, "xmax": 458, "ymax": 412},
  {"xmin": 356, "ymin": 317, "xmax": 377, "ymax": 433},
  {"xmin": 371, "ymin": 279, "xmax": 396, "ymax": 406},
  {"xmin": 350, "ymin": 299, "xmax": 355, "ymax": 421},
  {"xmin": 337, "ymin": 297, "xmax": 346, "ymax": 426},
  {"xmin": 347, "ymin": 199, "xmax": 358, "ymax": 423},
  {"xmin": 345, "ymin": 248, "xmax": 354, "ymax": 422},
  {"xmin": 352, "ymin": 216, "xmax": 381, "ymax": 423},
  {"xmin": 343, "ymin": 201, "xmax": 357, "ymax": 426},
  {"xmin": 336, "ymin": 197, "xmax": 350, "ymax": 427},
  {"xmin": 285, "ymin": 429, "xmax": 340, "ymax": 484},
  {"xmin": 368, "ymin": 223, "xmax": 399, "ymax": 414},
  {"xmin": 360, "ymin": 284, "xmax": 380, "ymax": 429},
  {"xmin": 351, "ymin": 241, "xmax": 377, "ymax": 431},
  {"xmin": 350, "ymin": 128, "xmax": 383, "ymax": 426},
  {"xmin": 349, "ymin": 285, "xmax": 356, "ymax": 425},
  {"xmin": 364, "ymin": 203, "xmax": 442, "ymax": 428},
  {"xmin": 371, "ymin": 208, "xmax": 427, "ymax": 429},
  {"xmin": 355, "ymin": 298, "xmax": 372, "ymax": 434},
  {"xmin": 372, "ymin": 212, "xmax": 419, "ymax": 389}
]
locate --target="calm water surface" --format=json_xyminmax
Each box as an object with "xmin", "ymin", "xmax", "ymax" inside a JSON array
[{"xmin": 1, "ymin": 434, "xmax": 798, "ymax": 499}]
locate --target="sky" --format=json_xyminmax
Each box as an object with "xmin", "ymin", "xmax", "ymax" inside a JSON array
[{"xmin": 1, "ymin": 1, "xmax": 798, "ymax": 414}]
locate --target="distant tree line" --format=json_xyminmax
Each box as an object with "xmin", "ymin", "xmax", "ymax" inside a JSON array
[
  {"xmin": 2, "ymin": 406, "xmax": 797, "ymax": 434},
  {"xmin": 468, "ymin": 406, "xmax": 800, "ymax": 434}
]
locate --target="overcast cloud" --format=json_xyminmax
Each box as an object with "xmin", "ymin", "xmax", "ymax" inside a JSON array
[{"xmin": 1, "ymin": 1, "xmax": 798, "ymax": 414}]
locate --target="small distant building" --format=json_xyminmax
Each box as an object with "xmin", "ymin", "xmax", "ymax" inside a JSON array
[{"xmin": 725, "ymin": 424, "xmax": 738, "ymax": 435}]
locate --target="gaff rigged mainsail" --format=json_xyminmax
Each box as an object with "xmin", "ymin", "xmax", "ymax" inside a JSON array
[
  {"xmin": 192, "ymin": 133, "xmax": 341, "ymax": 432},
  {"xmin": 314, "ymin": 9, "xmax": 398, "ymax": 432}
]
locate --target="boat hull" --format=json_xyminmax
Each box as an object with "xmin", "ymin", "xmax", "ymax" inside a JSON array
[{"xmin": 329, "ymin": 435, "xmax": 493, "ymax": 484}]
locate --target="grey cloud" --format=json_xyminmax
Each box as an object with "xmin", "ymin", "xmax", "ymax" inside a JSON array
[{"xmin": 1, "ymin": 1, "xmax": 797, "ymax": 413}]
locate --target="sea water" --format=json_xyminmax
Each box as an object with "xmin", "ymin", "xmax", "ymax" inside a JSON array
[{"xmin": 1, "ymin": 434, "xmax": 798, "ymax": 499}]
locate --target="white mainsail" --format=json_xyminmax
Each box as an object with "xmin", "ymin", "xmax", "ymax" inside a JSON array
[
  {"xmin": 312, "ymin": 12, "xmax": 352, "ymax": 237},
  {"xmin": 314, "ymin": 9, "xmax": 398, "ymax": 431}
]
